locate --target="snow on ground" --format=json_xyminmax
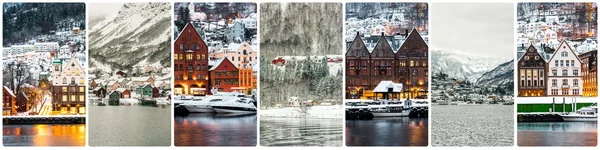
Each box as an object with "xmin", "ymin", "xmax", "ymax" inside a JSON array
[
  {"xmin": 260, "ymin": 105, "xmax": 343, "ymax": 119},
  {"xmin": 518, "ymin": 97, "xmax": 597, "ymax": 104}
]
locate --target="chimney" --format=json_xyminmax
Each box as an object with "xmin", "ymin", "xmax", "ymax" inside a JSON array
[
  {"xmin": 381, "ymin": 32, "xmax": 385, "ymax": 37},
  {"xmin": 405, "ymin": 29, "xmax": 409, "ymax": 38},
  {"xmin": 521, "ymin": 43, "xmax": 524, "ymax": 48}
]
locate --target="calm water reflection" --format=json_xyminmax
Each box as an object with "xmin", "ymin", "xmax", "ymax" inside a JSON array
[
  {"xmin": 3, "ymin": 124, "xmax": 86, "ymax": 146},
  {"xmin": 346, "ymin": 118, "xmax": 428, "ymax": 146},
  {"xmin": 174, "ymin": 113, "xmax": 257, "ymax": 146},
  {"xmin": 260, "ymin": 118, "xmax": 343, "ymax": 146},
  {"xmin": 89, "ymin": 105, "xmax": 171, "ymax": 146},
  {"xmin": 432, "ymin": 105, "xmax": 513, "ymax": 146},
  {"xmin": 518, "ymin": 122, "xmax": 597, "ymax": 146}
]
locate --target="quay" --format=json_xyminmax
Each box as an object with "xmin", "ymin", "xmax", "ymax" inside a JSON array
[
  {"xmin": 3, "ymin": 116, "xmax": 85, "ymax": 125},
  {"xmin": 517, "ymin": 113, "xmax": 564, "ymax": 122}
]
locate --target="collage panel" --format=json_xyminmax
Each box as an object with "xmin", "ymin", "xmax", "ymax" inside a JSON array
[
  {"xmin": 259, "ymin": 3, "xmax": 344, "ymax": 147},
  {"xmin": 172, "ymin": 2, "xmax": 258, "ymax": 146},
  {"xmin": 344, "ymin": 2, "xmax": 429, "ymax": 146},
  {"xmin": 87, "ymin": 3, "xmax": 171, "ymax": 146},
  {"xmin": 2, "ymin": 3, "xmax": 87, "ymax": 146},
  {"xmin": 430, "ymin": 3, "xmax": 515, "ymax": 146},
  {"xmin": 516, "ymin": 2, "xmax": 598, "ymax": 146}
]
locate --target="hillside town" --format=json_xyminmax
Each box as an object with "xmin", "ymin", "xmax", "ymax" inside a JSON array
[
  {"xmin": 173, "ymin": 3, "xmax": 257, "ymax": 96},
  {"xmin": 517, "ymin": 3, "xmax": 597, "ymax": 97},
  {"xmin": 3, "ymin": 3, "xmax": 86, "ymax": 116},
  {"xmin": 87, "ymin": 3, "xmax": 172, "ymax": 107}
]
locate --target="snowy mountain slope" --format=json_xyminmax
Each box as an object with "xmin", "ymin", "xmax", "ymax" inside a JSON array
[
  {"xmin": 89, "ymin": 3, "xmax": 171, "ymax": 73},
  {"xmin": 476, "ymin": 60, "xmax": 514, "ymax": 88},
  {"xmin": 431, "ymin": 49, "xmax": 507, "ymax": 82}
]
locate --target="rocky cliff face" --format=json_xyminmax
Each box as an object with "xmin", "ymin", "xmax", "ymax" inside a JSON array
[
  {"xmin": 260, "ymin": 3, "xmax": 343, "ymax": 58},
  {"xmin": 89, "ymin": 3, "xmax": 171, "ymax": 73}
]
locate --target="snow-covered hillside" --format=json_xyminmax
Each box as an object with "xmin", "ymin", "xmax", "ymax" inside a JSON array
[
  {"xmin": 476, "ymin": 60, "xmax": 514, "ymax": 89},
  {"xmin": 89, "ymin": 3, "xmax": 171, "ymax": 73},
  {"xmin": 431, "ymin": 49, "xmax": 509, "ymax": 83}
]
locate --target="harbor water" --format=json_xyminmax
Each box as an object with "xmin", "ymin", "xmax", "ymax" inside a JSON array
[
  {"xmin": 518, "ymin": 122, "xmax": 597, "ymax": 146},
  {"xmin": 89, "ymin": 105, "xmax": 171, "ymax": 146},
  {"xmin": 432, "ymin": 105, "xmax": 513, "ymax": 146},
  {"xmin": 260, "ymin": 118, "xmax": 343, "ymax": 146},
  {"xmin": 346, "ymin": 118, "xmax": 428, "ymax": 146},
  {"xmin": 174, "ymin": 113, "xmax": 257, "ymax": 146},
  {"xmin": 3, "ymin": 124, "xmax": 86, "ymax": 146}
]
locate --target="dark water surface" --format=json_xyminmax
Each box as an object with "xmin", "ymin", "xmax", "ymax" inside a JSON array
[
  {"xmin": 89, "ymin": 105, "xmax": 171, "ymax": 146},
  {"xmin": 260, "ymin": 118, "xmax": 343, "ymax": 146},
  {"xmin": 174, "ymin": 113, "xmax": 257, "ymax": 146},
  {"xmin": 518, "ymin": 122, "xmax": 597, "ymax": 146},
  {"xmin": 432, "ymin": 105, "xmax": 514, "ymax": 146},
  {"xmin": 346, "ymin": 117, "xmax": 428, "ymax": 146},
  {"xmin": 3, "ymin": 124, "xmax": 86, "ymax": 146}
]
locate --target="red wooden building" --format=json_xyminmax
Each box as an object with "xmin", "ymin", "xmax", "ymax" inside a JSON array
[
  {"xmin": 209, "ymin": 58, "xmax": 239, "ymax": 94},
  {"xmin": 174, "ymin": 22, "xmax": 209, "ymax": 96}
]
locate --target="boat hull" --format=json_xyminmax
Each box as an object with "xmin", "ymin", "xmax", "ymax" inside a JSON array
[
  {"xmin": 371, "ymin": 111, "xmax": 409, "ymax": 117},
  {"xmin": 561, "ymin": 116, "xmax": 598, "ymax": 122},
  {"xmin": 183, "ymin": 105, "xmax": 215, "ymax": 113},
  {"xmin": 213, "ymin": 108, "xmax": 256, "ymax": 114}
]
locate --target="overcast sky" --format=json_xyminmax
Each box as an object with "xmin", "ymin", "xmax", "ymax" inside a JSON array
[
  {"xmin": 89, "ymin": 3, "xmax": 124, "ymax": 18},
  {"xmin": 431, "ymin": 3, "xmax": 514, "ymax": 59}
]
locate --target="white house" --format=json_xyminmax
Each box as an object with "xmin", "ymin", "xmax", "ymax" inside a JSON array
[{"xmin": 546, "ymin": 41, "xmax": 582, "ymax": 96}]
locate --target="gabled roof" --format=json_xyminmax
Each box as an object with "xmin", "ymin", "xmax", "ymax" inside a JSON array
[
  {"xmin": 345, "ymin": 32, "xmax": 370, "ymax": 56},
  {"xmin": 547, "ymin": 40, "xmax": 582, "ymax": 63},
  {"xmin": 209, "ymin": 58, "xmax": 237, "ymax": 71},
  {"xmin": 3, "ymin": 86, "xmax": 16, "ymax": 97},
  {"xmin": 397, "ymin": 28, "xmax": 428, "ymax": 55},
  {"xmin": 175, "ymin": 22, "xmax": 208, "ymax": 48},
  {"xmin": 116, "ymin": 88, "xmax": 128, "ymax": 93},
  {"xmin": 373, "ymin": 81, "xmax": 403, "ymax": 93},
  {"xmin": 517, "ymin": 44, "xmax": 546, "ymax": 63},
  {"xmin": 371, "ymin": 33, "xmax": 395, "ymax": 57}
]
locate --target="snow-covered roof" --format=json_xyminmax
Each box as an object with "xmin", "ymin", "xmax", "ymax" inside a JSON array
[
  {"xmin": 209, "ymin": 58, "xmax": 225, "ymax": 71},
  {"xmin": 116, "ymin": 88, "xmax": 128, "ymax": 93},
  {"xmin": 372, "ymin": 81, "xmax": 403, "ymax": 93},
  {"xmin": 3, "ymin": 86, "xmax": 16, "ymax": 97}
]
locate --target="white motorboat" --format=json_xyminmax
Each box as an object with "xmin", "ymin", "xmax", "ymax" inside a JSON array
[
  {"xmin": 212, "ymin": 98, "xmax": 257, "ymax": 114},
  {"xmin": 561, "ymin": 103, "xmax": 597, "ymax": 122},
  {"xmin": 173, "ymin": 95, "xmax": 194, "ymax": 106},
  {"xmin": 180, "ymin": 93, "xmax": 241, "ymax": 113}
]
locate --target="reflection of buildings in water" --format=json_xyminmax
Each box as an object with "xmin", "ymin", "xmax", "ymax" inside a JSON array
[
  {"xmin": 3, "ymin": 124, "xmax": 86, "ymax": 146},
  {"xmin": 519, "ymin": 122, "xmax": 598, "ymax": 132}
]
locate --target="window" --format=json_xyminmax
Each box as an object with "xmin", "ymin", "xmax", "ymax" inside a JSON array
[
  {"xmin": 521, "ymin": 80, "xmax": 525, "ymax": 86},
  {"xmin": 179, "ymin": 44, "xmax": 183, "ymax": 50},
  {"xmin": 79, "ymin": 95, "xmax": 84, "ymax": 102},
  {"xmin": 410, "ymin": 61, "xmax": 414, "ymax": 67},
  {"xmin": 555, "ymin": 60, "xmax": 558, "ymax": 67},
  {"xmin": 562, "ymin": 79, "xmax": 568, "ymax": 86},
  {"xmin": 202, "ymin": 64, "xmax": 206, "ymax": 71},
  {"xmin": 412, "ymin": 70, "xmax": 417, "ymax": 76},
  {"xmin": 560, "ymin": 60, "xmax": 564, "ymax": 66},
  {"xmin": 571, "ymin": 60, "xmax": 574, "ymax": 66},
  {"xmin": 79, "ymin": 79, "xmax": 84, "ymax": 84},
  {"xmin": 573, "ymin": 69, "xmax": 578, "ymax": 76},
  {"xmin": 186, "ymin": 54, "xmax": 193, "ymax": 60},
  {"xmin": 552, "ymin": 79, "xmax": 557, "ymax": 86},
  {"xmin": 562, "ymin": 70, "xmax": 568, "ymax": 76},
  {"xmin": 63, "ymin": 87, "xmax": 68, "ymax": 92},
  {"xmin": 62, "ymin": 95, "xmax": 67, "ymax": 101},
  {"xmin": 71, "ymin": 95, "xmax": 76, "ymax": 101},
  {"xmin": 188, "ymin": 64, "xmax": 193, "ymax": 71},
  {"xmin": 573, "ymin": 79, "xmax": 578, "ymax": 86},
  {"xmin": 79, "ymin": 87, "xmax": 84, "ymax": 92},
  {"xmin": 540, "ymin": 80, "xmax": 544, "ymax": 86},
  {"xmin": 573, "ymin": 89, "xmax": 579, "ymax": 95},
  {"xmin": 552, "ymin": 70, "xmax": 557, "ymax": 76}
]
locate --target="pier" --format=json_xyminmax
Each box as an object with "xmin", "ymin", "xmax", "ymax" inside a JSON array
[{"xmin": 3, "ymin": 116, "xmax": 86, "ymax": 125}]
